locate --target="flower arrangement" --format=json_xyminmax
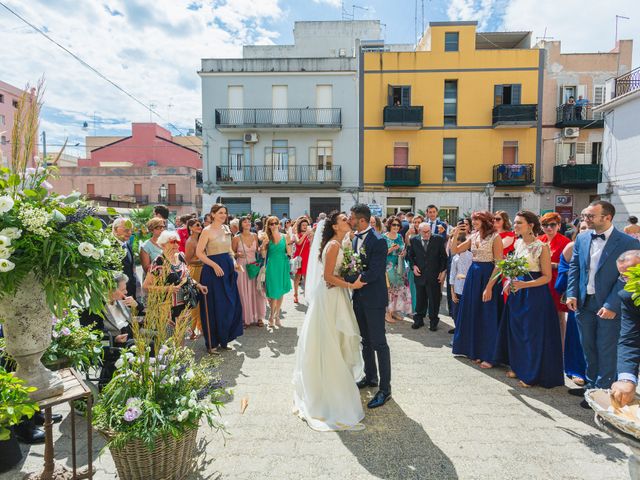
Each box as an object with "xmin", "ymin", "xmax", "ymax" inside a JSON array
[
  {"xmin": 93, "ymin": 283, "xmax": 227, "ymax": 451},
  {"xmin": 340, "ymin": 245, "xmax": 366, "ymax": 278},
  {"xmin": 0, "ymin": 366, "xmax": 39, "ymax": 440},
  {"xmin": 0, "ymin": 80, "xmax": 123, "ymax": 316},
  {"xmin": 0, "ymin": 308, "xmax": 103, "ymax": 372},
  {"xmin": 624, "ymin": 264, "xmax": 640, "ymax": 307},
  {"xmin": 493, "ymin": 253, "xmax": 530, "ymax": 294}
]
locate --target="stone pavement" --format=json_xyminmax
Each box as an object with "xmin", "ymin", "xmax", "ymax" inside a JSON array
[{"xmin": 4, "ymin": 294, "xmax": 632, "ymax": 480}]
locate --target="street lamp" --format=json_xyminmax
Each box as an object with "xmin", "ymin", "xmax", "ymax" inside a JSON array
[
  {"xmin": 484, "ymin": 183, "xmax": 496, "ymax": 212},
  {"xmin": 159, "ymin": 184, "xmax": 168, "ymax": 203}
]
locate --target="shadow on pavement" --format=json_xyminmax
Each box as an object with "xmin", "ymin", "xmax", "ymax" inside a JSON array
[{"xmin": 338, "ymin": 399, "xmax": 458, "ymax": 480}]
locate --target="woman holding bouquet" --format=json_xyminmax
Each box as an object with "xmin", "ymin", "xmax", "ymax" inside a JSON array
[
  {"xmin": 493, "ymin": 211, "xmax": 563, "ymax": 388},
  {"xmin": 451, "ymin": 211, "xmax": 503, "ymax": 368},
  {"xmin": 384, "ymin": 216, "xmax": 411, "ymax": 323}
]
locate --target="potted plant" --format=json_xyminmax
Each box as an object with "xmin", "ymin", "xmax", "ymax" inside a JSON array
[
  {"xmin": 0, "ymin": 365, "xmax": 39, "ymax": 472},
  {"xmin": 93, "ymin": 293, "xmax": 227, "ymax": 480},
  {"xmin": 0, "ymin": 80, "xmax": 123, "ymax": 400}
]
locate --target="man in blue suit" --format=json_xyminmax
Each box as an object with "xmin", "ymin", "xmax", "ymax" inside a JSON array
[
  {"xmin": 349, "ymin": 203, "xmax": 392, "ymax": 409},
  {"xmin": 425, "ymin": 205, "xmax": 448, "ymax": 239},
  {"xmin": 611, "ymin": 250, "xmax": 640, "ymax": 407},
  {"xmin": 567, "ymin": 200, "xmax": 640, "ymax": 408}
]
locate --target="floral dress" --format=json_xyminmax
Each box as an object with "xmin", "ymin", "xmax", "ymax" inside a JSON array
[{"xmin": 384, "ymin": 234, "xmax": 412, "ymax": 313}]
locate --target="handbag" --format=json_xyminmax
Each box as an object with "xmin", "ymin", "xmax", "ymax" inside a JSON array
[
  {"xmin": 241, "ymin": 236, "xmax": 261, "ymax": 280},
  {"xmin": 180, "ymin": 277, "xmax": 200, "ymax": 309},
  {"xmin": 290, "ymin": 235, "xmax": 308, "ymax": 275}
]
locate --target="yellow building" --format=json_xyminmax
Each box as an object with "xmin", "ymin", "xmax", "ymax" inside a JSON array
[{"xmin": 361, "ymin": 21, "xmax": 543, "ymax": 220}]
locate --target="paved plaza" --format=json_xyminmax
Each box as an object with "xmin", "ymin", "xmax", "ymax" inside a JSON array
[{"xmin": 4, "ymin": 295, "xmax": 632, "ymax": 480}]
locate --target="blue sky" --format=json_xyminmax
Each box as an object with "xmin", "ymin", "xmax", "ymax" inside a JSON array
[{"xmin": 0, "ymin": 0, "xmax": 637, "ymax": 157}]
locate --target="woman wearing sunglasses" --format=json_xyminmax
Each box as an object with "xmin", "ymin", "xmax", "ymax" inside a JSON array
[
  {"xmin": 185, "ymin": 218, "xmax": 204, "ymax": 338},
  {"xmin": 262, "ymin": 215, "xmax": 292, "ymax": 328},
  {"xmin": 384, "ymin": 216, "xmax": 411, "ymax": 323}
]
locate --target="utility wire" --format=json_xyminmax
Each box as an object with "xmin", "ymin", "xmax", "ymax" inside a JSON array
[{"xmin": 0, "ymin": 1, "xmax": 200, "ymax": 149}]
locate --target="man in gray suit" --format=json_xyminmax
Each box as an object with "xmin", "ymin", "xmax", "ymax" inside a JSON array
[{"xmin": 567, "ymin": 201, "xmax": 640, "ymax": 408}]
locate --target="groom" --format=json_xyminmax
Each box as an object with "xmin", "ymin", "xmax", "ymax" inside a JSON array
[{"xmin": 348, "ymin": 203, "xmax": 392, "ymax": 409}]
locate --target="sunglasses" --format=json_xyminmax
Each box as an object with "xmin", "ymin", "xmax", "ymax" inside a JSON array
[
  {"xmin": 493, "ymin": 217, "xmax": 502, "ymax": 221},
  {"xmin": 268, "ymin": 222, "xmax": 278, "ymax": 226},
  {"xmin": 192, "ymin": 223, "xmax": 202, "ymax": 228},
  {"xmin": 167, "ymin": 239, "xmax": 180, "ymax": 245},
  {"xmin": 541, "ymin": 223, "xmax": 557, "ymax": 228},
  {"xmin": 391, "ymin": 223, "xmax": 401, "ymax": 227}
]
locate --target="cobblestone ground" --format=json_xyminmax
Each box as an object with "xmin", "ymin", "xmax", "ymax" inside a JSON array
[{"xmin": 4, "ymin": 295, "xmax": 632, "ymax": 479}]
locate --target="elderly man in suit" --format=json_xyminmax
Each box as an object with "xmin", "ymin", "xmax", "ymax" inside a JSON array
[
  {"xmin": 567, "ymin": 200, "xmax": 640, "ymax": 408},
  {"xmin": 611, "ymin": 250, "xmax": 640, "ymax": 407},
  {"xmin": 407, "ymin": 222, "xmax": 448, "ymax": 331},
  {"xmin": 112, "ymin": 217, "xmax": 138, "ymax": 302}
]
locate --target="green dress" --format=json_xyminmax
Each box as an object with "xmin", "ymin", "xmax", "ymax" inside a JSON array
[{"xmin": 265, "ymin": 237, "xmax": 292, "ymax": 299}]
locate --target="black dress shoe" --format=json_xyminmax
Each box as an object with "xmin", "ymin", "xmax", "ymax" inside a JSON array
[
  {"xmin": 580, "ymin": 399, "xmax": 591, "ymax": 409},
  {"xmin": 411, "ymin": 322, "xmax": 424, "ymax": 330},
  {"xmin": 13, "ymin": 421, "xmax": 45, "ymax": 444},
  {"xmin": 356, "ymin": 379, "xmax": 378, "ymax": 389},
  {"xmin": 448, "ymin": 328, "xmax": 455, "ymax": 334},
  {"xmin": 568, "ymin": 388, "xmax": 586, "ymax": 397},
  {"xmin": 429, "ymin": 324, "xmax": 438, "ymax": 332},
  {"xmin": 33, "ymin": 411, "xmax": 63, "ymax": 426},
  {"xmin": 367, "ymin": 390, "xmax": 392, "ymax": 409}
]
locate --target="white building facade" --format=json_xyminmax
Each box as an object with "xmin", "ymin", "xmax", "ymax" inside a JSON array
[
  {"xmin": 198, "ymin": 21, "xmax": 382, "ymax": 219},
  {"xmin": 594, "ymin": 67, "xmax": 640, "ymax": 227}
]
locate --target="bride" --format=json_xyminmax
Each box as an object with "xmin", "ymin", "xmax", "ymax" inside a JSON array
[{"xmin": 292, "ymin": 211, "xmax": 367, "ymax": 431}]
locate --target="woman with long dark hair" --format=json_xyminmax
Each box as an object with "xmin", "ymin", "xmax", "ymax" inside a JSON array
[
  {"xmin": 185, "ymin": 217, "xmax": 204, "ymax": 338},
  {"xmin": 292, "ymin": 216, "xmax": 313, "ymax": 304},
  {"xmin": 451, "ymin": 211, "xmax": 503, "ymax": 368},
  {"xmin": 196, "ymin": 203, "xmax": 243, "ymax": 354},
  {"xmin": 493, "ymin": 211, "xmax": 563, "ymax": 388},
  {"xmin": 233, "ymin": 216, "xmax": 266, "ymax": 327},
  {"xmin": 262, "ymin": 215, "xmax": 292, "ymax": 328}
]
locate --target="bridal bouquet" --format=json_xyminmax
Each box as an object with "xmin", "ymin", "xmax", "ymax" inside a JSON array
[
  {"xmin": 340, "ymin": 245, "xmax": 365, "ymax": 278},
  {"xmin": 492, "ymin": 253, "xmax": 530, "ymax": 294},
  {"xmin": 624, "ymin": 263, "xmax": 640, "ymax": 306}
]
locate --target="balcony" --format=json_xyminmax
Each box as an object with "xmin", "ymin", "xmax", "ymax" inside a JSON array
[
  {"xmin": 492, "ymin": 104, "xmax": 537, "ymax": 128},
  {"xmin": 553, "ymin": 164, "xmax": 602, "ymax": 188},
  {"xmin": 383, "ymin": 106, "xmax": 423, "ymax": 130},
  {"xmin": 214, "ymin": 108, "xmax": 342, "ymax": 131},
  {"xmin": 555, "ymin": 105, "xmax": 604, "ymax": 128},
  {"xmin": 384, "ymin": 165, "xmax": 421, "ymax": 187},
  {"xmin": 215, "ymin": 165, "xmax": 341, "ymax": 188},
  {"xmin": 157, "ymin": 194, "xmax": 190, "ymax": 206},
  {"xmin": 492, "ymin": 164, "xmax": 534, "ymax": 186},
  {"xmin": 86, "ymin": 194, "xmax": 149, "ymax": 207},
  {"xmin": 614, "ymin": 66, "xmax": 640, "ymax": 98}
]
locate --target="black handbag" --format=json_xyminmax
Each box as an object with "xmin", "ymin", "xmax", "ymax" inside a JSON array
[{"xmin": 180, "ymin": 278, "xmax": 200, "ymax": 309}]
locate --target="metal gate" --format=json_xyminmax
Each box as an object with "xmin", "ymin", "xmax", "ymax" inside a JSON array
[{"xmin": 310, "ymin": 197, "xmax": 341, "ymax": 221}]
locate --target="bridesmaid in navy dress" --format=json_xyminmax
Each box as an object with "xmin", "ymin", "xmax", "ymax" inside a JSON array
[
  {"xmin": 493, "ymin": 211, "xmax": 564, "ymax": 388},
  {"xmin": 451, "ymin": 211, "xmax": 504, "ymax": 368}
]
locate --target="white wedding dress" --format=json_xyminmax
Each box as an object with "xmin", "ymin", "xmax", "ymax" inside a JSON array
[{"xmin": 292, "ymin": 238, "xmax": 365, "ymax": 431}]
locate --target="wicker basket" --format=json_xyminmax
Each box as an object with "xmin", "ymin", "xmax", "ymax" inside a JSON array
[
  {"xmin": 585, "ymin": 389, "xmax": 640, "ymax": 440},
  {"xmin": 106, "ymin": 427, "xmax": 198, "ymax": 480}
]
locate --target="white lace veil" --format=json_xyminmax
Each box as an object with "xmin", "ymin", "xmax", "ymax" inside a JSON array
[{"xmin": 304, "ymin": 219, "xmax": 325, "ymax": 306}]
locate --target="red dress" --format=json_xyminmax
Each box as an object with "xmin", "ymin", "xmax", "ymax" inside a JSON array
[
  {"xmin": 177, "ymin": 227, "xmax": 189, "ymax": 253},
  {"xmin": 538, "ymin": 233, "xmax": 570, "ymax": 312},
  {"xmin": 499, "ymin": 231, "xmax": 516, "ymax": 302},
  {"xmin": 293, "ymin": 234, "xmax": 311, "ymax": 276}
]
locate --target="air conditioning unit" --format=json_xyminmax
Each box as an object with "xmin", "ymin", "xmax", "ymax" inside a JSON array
[
  {"xmin": 244, "ymin": 132, "xmax": 258, "ymax": 143},
  {"xmin": 563, "ymin": 127, "xmax": 580, "ymax": 138}
]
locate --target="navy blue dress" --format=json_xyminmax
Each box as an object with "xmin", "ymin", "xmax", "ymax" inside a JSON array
[
  {"xmin": 493, "ymin": 240, "xmax": 564, "ymax": 388},
  {"xmin": 555, "ymin": 253, "xmax": 586, "ymax": 381},
  {"xmin": 452, "ymin": 232, "xmax": 502, "ymax": 363}
]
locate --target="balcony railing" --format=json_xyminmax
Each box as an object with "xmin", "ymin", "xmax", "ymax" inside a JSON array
[
  {"xmin": 157, "ymin": 194, "xmax": 188, "ymax": 205},
  {"xmin": 215, "ymin": 165, "xmax": 341, "ymax": 186},
  {"xmin": 86, "ymin": 194, "xmax": 149, "ymax": 207},
  {"xmin": 553, "ymin": 164, "xmax": 602, "ymax": 188},
  {"xmin": 492, "ymin": 163, "xmax": 534, "ymax": 186},
  {"xmin": 492, "ymin": 104, "xmax": 537, "ymax": 127},
  {"xmin": 384, "ymin": 165, "xmax": 421, "ymax": 187},
  {"xmin": 615, "ymin": 66, "xmax": 640, "ymax": 98},
  {"xmin": 383, "ymin": 106, "xmax": 423, "ymax": 129},
  {"xmin": 555, "ymin": 104, "xmax": 604, "ymax": 128},
  {"xmin": 214, "ymin": 108, "xmax": 342, "ymax": 129}
]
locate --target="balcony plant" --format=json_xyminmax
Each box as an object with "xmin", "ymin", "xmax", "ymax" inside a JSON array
[
  {"xmin": 93, "ymin": 287, "xmax": 226, "ymax": 480},
  {"xmin": 0, "ymin": 80, "xmax": 122, "ymax": 400}
]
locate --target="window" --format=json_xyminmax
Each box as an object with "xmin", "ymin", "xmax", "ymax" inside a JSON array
[
  {"xmin": 315, "ymin": 140, "xmax": 333, "ymax": 170},
  {"xmin": 86, "ymin": 184, "xmax": 95, "ymax": 196},
  {"xmin": 494, "ymin": 84, "xmax": 522, "ymax": 105},
  {"xmin": 439, "ymin": 207, "xmax": 459, "ymax": 226},
  {"xmin": 0, "ymin": 94, "xmax": 4, "ymax": 103},
  {"xmin": 502, "ymin": 141, "xmax": 519, "ymax": 165},
  {"xmin": 0, "ymin": 115, "xmax": 4, "ymax": 126},
  {"xmin": 388, "ymin": 85, "xmax": 411, "ymax": 106},
  {"xmin": 1, "ymin": 136, "xmax": 7, "ymax": 145},
  {"xmin": 386, "ymin": 197, "xmax": 414, "ymax": 217},
  {"xmin": 12, "ymin": 99, "xmax": 18, "ymax": 108},
  {"xmin": 444, "ymin": 80, "xmax": 458, "ymax": 126},
  {"xmin": 444, "ymin": 32, "xmax": 459, "ymax": 52},
  {"xmin": 393, "ymin": 142, "xmax": 409, "ymax": 166},
  {"xmin": 228, "ymin": 140, "xmax": 246, "ymax": 169},
  {"xmin": 592, "ymin": 142, "xmax": 602, "ymax": 164},
  {"xmin": 443, "ymin": 138, "xmax": 457, "ymax": 182}
]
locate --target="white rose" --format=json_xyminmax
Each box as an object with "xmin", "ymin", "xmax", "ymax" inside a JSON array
[
  {"xmin": 0, "ymin": 228, "xmax": 21, "ymax": 240},
  {"xmin": 0, "ymin": 196, "xmax": 14, "ymax": 214},
  {"xmin": 0, "ymin": 246, "xmax": 12, "ymax": 259},
  {"xmin": 91, "ymin": 249, "xmax": 101, "ymax": 260},
  {"xmin": 0, "ymin": 258, "xmax": 15, "ymax": 272},
  {"xmin": 78, "ymin": 242, "xmax": 96, "ymax": 257},
  {"xmin": 114, "ymin": 357, "xmax": 125, "ymax": 369},
  {"xmin": 101, "ymin": 238, "xmax": 111, "ymax": 247},
  {"xmin": 0, "ymin": 235, "xmax": 11, "ymax": 248},
  {"xmin": 177, "ymin": 410, "xmax": 189, "ymax": 422},
  {"xmin": 188, "ymin": 398, "xmax": 197, "ymax": 408}
]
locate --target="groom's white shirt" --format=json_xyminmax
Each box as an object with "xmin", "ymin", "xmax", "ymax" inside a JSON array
[{"xmin": 355, "ymin": 226, "xmax": 372, "ymax": 252}]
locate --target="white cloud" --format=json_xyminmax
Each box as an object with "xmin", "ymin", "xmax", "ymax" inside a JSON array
[
  {"xmin": 0, "ymin": 0, "xmax": 283, "ymax": 154},
  {"xmin": 447, "ymin": 0, "xmax": 497, "ymax": 29},
  {"xmin": 312, "ymin": 0, "xmax": 342, "ymax": 8}
]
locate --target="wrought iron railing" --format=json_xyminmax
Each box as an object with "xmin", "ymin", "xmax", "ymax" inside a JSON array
[
  {"xmin": 157, "ymin": 194, "xmax": 187, "ymax": 205},
  {"xmin": 553, "ymin": 164, "xmax": 602, "ymax": 188},
  {"xmin": 214, "ymin": 108, "xmax": 342, "ymax": 128},
  {"xmin": 383, "ymin": 106, "xmax": 424, "ymax": 127},
  {"xmin": 215, "ymin": 165, "xmax": 341, "ymax": 185},
  {"xmin": 615, "ymin": 66, "xmax": 640, "ymax": 98},
  {"xmin": 492, "ymin": 164, "xmax": 534, "ymax": 186},
  {"xmin": 492, "ymin": 104, "xmax": 537, "ymax": 126},
  {"xmin": 555, "ymin": 104, "xmax": 603, "ymax": 125},
  {"xmin": 384, "ymin": 165, "xmax": 421, "ymax": 187}
]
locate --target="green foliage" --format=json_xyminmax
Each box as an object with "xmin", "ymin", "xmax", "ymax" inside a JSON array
[
  {"xmin": 624, "ymin": 264, "xmax": 640, "ymax": 307},
  {"xmin": 0, "ymin": 366, "xmax": 39, "ymax": 440},
  {"xmin": 492, "ymin": 253, "xmax": 531, "ymax": 294}
]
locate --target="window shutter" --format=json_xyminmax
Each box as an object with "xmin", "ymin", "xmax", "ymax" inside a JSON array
[
  {"xmin": 577, "ymin": 85, "xmax": 587, "ymax": 99},
  {"xmin": 388, "ymin": 85, "xmax": 393, "ymax": 106},
  {"xmin": 512, "ymin": 84, "xmax": 522, "ymax": 105},
  {"xmin": 494, "ymin": 85, "xmax": 503, "ymax": 106},
  {"xmin": 593, "ymin": 85, "xmax": 605, "ymax": 105},
  {"xmin": 401, "ymin": 87, "xmax": 411, "ymax": 106}
]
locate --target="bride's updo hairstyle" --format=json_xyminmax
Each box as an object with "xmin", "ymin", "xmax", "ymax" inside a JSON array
[{"xmin": 318, "ymin": 210, "xmax": 341, "ymax": 261}]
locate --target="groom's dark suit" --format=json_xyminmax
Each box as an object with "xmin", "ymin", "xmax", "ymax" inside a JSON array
[{"xmin": 351, "ymin": 228, "xmax": 391, "ymax": 394}]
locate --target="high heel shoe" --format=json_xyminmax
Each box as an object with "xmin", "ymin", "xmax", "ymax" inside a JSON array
[{"xmin": 293, "ymin": 294, "xmax": 299, "ymax": 304}]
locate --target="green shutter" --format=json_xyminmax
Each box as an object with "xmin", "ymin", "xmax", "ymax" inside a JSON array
[
  {"xmin": 512, "ymin": 84, "xmax": 522, "ymax": 105},
  {"xmin": 494, "ymin": 85, "xmax": 503, "ymax": 106}
]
